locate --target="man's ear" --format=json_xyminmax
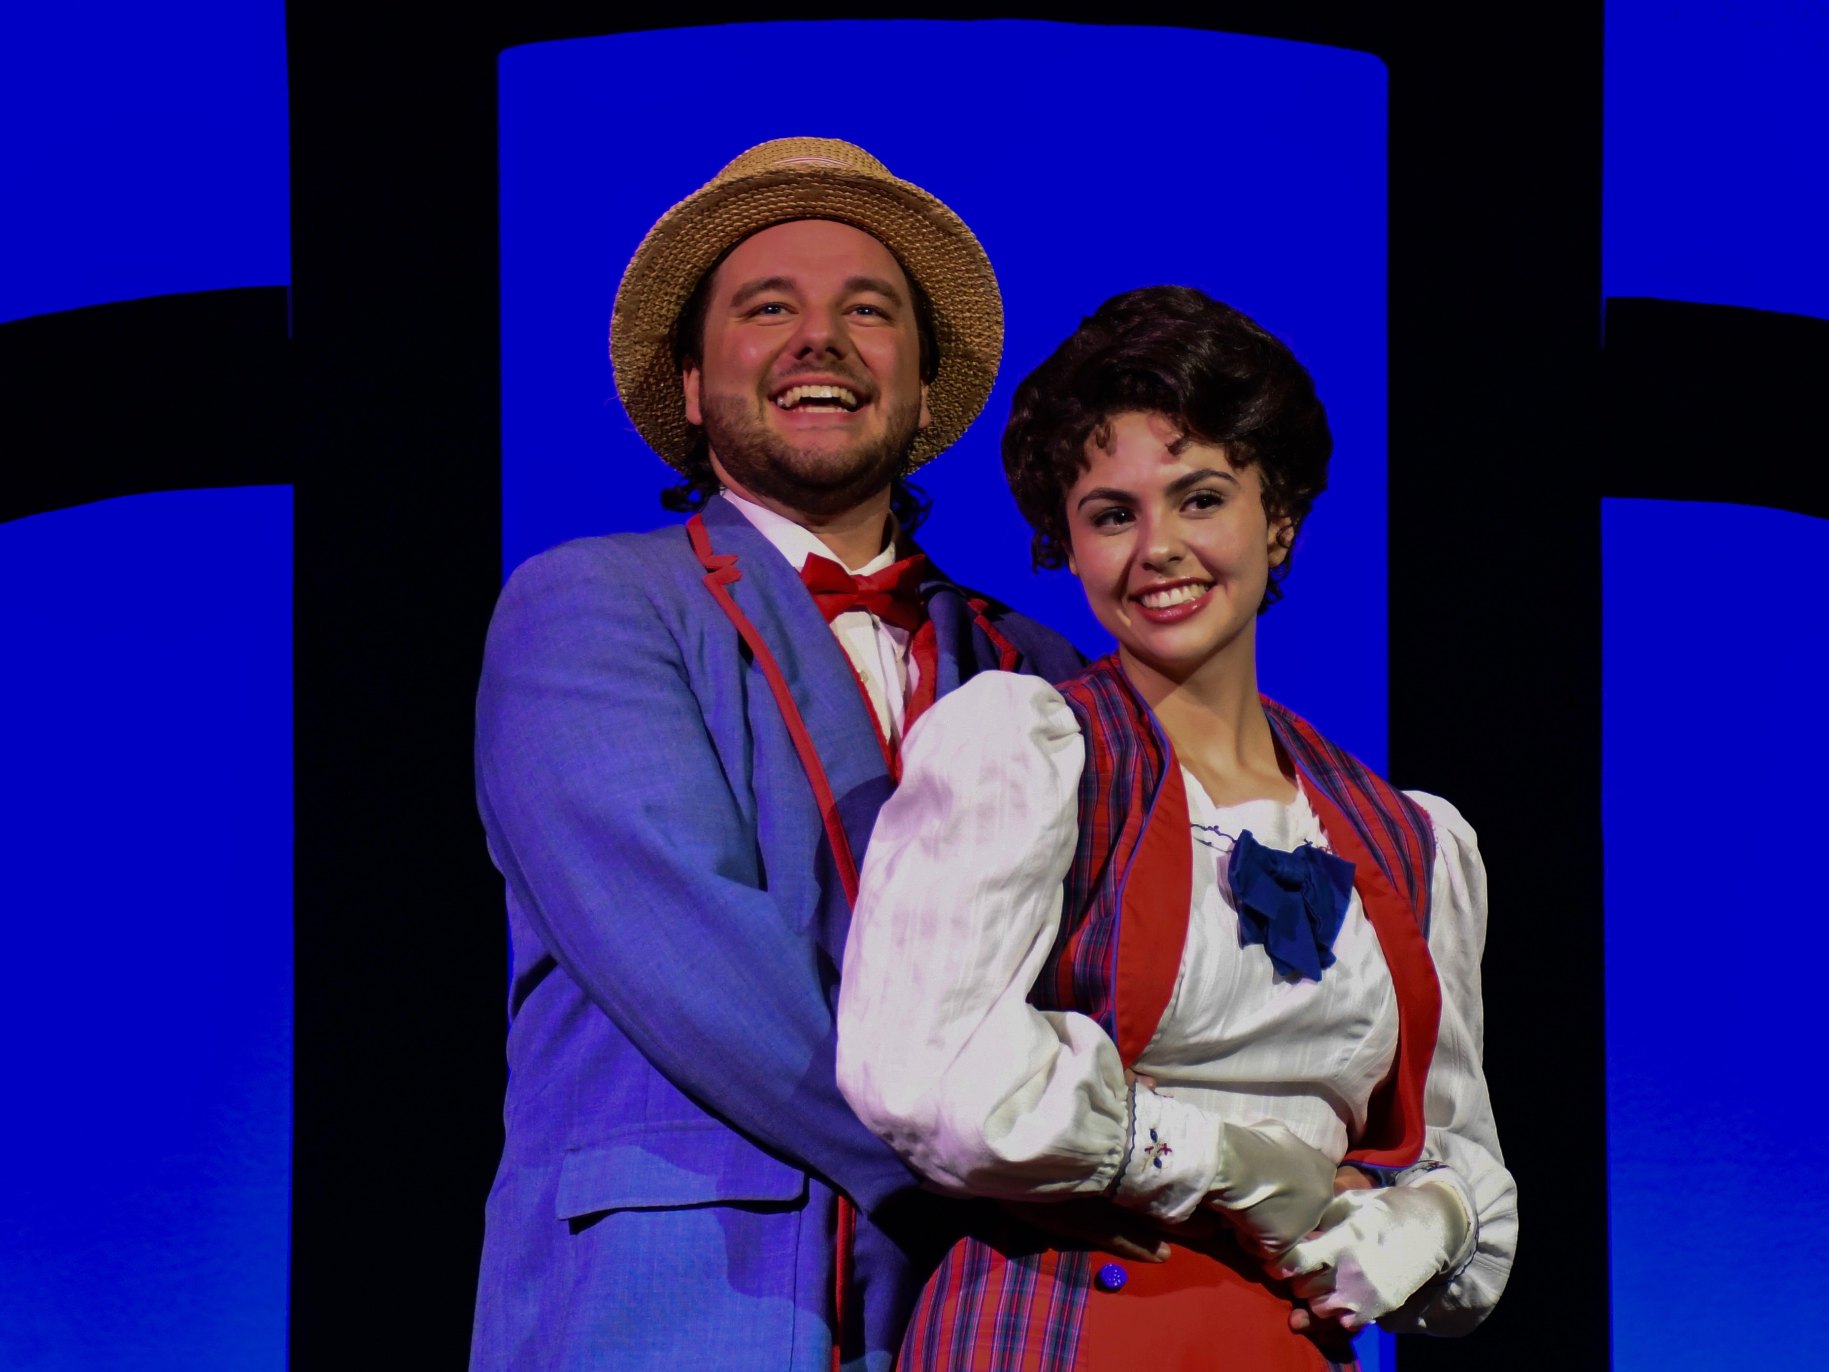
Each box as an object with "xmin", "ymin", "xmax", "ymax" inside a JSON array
[
  {"xmin": 682, "ymin": 362, "xmax": 702, "ymax": 427},
  {"xmin": 917, "ymin": 379, "xmax": 932, "ymax": 432}
]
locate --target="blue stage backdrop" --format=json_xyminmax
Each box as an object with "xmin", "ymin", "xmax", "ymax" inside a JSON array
[
  {"xmin": 500, "ymin": 20, "xmax": 1392, "ymax": 776},
  {"xmin": 1604, "ymin": 1, "xmax": 1829, "ymax": 1364},
  {"xmin": 0, "ymin": 4, "xmax": 289, "ymax": 325},
  {"xmin": 1602, "ymin": 499, "xmax": 1829, "ymax": 1367},
  {"xmin": 1605, "ymin": 0, "xmax": 1829, "ymax": 321},
  {"xmin": 0, "ymin": 487, "xmax": 293, "ymax": 1371},
  {"xmin": 1, "ymin": 3, "xmax": 292, "ymax": 1368},
  {"xmin": 503, "ymin": 24, "xmax": 1391, "ymax": 1366}
]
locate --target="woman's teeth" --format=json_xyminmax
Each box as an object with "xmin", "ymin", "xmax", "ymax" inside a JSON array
[
  {"xmin": 1138, "ymin": 583, "xmax": 1209, "ymax": 609},
  {"xmin": 774, "ymin": 384, "xmax": 859, "ymax": 411}
]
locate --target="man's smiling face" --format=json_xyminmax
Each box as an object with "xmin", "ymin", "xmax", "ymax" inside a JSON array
[{"xmin": 682, "ymin": 219, "xmax": 932, "ymax": 518}]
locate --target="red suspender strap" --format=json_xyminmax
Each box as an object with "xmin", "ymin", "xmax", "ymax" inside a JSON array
[
  {"xmin": 687, "ymin": 515, "xmax": 862, "ymax": 904},
  {"xmin": 903, "ymin": 618, "xmax": 940, "ymax": 732},
  {"xmin": 1113, "ymin": 756, "xmax": 1194, "ymax": 1065},
  {"xmin": 685, "ymin": 514, "xmax": 860, "ymax": 1371},
  {"xmin": 1301, "ymin": 776, "xmax": 1442, "ymax": 1167}
]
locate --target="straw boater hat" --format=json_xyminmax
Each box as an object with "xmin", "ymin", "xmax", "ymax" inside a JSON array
[{"xmin": 610, "ymin": 136, "xmax": 1003, "ymax": 472}]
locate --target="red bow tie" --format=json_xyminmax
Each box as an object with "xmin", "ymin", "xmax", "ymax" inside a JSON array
[{"xmin": 799, "ymin": 552, "xmax": 930, "ymax": 631}]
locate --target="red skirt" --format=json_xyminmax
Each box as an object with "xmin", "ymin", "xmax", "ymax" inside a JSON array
[{"xmin": 899, "ymin": 1218, "xmax": 1359, "ymax": 1372}]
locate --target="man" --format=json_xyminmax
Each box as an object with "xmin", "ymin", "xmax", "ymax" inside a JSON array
[{"xmin": 468, "ymin": 138, "xmax": 1082, "ymax": 1371}]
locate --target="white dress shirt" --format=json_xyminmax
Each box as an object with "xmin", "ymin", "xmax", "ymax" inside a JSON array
[
  {"xmin": 722, "ymin": 490, "xmax": 916, "ymax": 750},
  {"xmin": 836, "ymin": 671, "xmax": 1517, "ymax": 1334}
]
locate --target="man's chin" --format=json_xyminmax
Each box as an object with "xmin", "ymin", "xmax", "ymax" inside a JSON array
[
  {"xmin": 709, "ymin": 438, "xmax": 914, "ymax": 517},
  {"xmin": 736, "ymin": 462, "xmax": 900, "ymax": 519}
]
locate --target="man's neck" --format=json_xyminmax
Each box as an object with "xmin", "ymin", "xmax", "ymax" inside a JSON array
[{"xmin": 717, "ymin": 480, "xmax": 896, "ymax": 570}]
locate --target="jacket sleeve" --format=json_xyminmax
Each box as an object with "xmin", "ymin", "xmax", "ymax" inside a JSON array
[
  {"xmin": 1378, "ymin": 792, "xmax": 1520, "ymax": 1334},
  {"xmin": 476, "ymin": 538, "xmax": 915, "ymax": 1213}
]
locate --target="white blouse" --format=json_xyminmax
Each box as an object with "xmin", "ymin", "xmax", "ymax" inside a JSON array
[{"xmin": 836, "ymin": 671, "xmax": 1516, "ymax": 1334}]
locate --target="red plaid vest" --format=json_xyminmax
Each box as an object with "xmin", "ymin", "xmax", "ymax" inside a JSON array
[{"xmin": 899, "ymin": 657, "xmax": 1443, "ymax": 1371}]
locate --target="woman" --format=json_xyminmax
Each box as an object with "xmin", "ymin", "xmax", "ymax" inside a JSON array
[{"xmin": 836, "ymin": 287, "xmax": 1516, "ymax": 1370}]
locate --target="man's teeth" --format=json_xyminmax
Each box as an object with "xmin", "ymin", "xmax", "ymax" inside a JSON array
[
  {"xmin": 1139, "ymin": 584, "xmax": 1210, "ymax": 609},
  {"xmin": 774, "ymin": 384, "xmax": 860, "ymax": 411}
]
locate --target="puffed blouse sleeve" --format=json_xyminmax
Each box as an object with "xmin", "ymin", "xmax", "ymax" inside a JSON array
[
  {"xmin": 837, "ymin": 672, "xmax": 1140, "ymax": 1205},
  {"xmin": 1384, "ymin": 791, "xmax": 1520, "ymax": 1335}
]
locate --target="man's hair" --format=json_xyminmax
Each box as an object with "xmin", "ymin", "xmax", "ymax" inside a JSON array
[
  {"xmin": 658, "ymin": 231, "xmax": 941, "ymax": 533},
  {"xmin": 1001, "ymin": 285, "xmax": 1332, "ymax": 609}
]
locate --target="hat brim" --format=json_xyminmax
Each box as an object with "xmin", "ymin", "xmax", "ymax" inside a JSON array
[{"xmin": 612, "ymin": 165, "xmax": 1002, "ymax": 473}]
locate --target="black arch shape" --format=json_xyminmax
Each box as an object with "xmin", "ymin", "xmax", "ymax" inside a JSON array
[
  {"xmin": 0, "ymin": 288, "xmax": 291, "ymax": 525},
  {"xmin": 1604, "ymin": 297, "xmax": 1829, "ymax": 519}
]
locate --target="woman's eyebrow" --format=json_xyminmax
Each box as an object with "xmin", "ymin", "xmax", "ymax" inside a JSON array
[
  {"xmin": 1075, "ymin": 486, "xmax": 1135, "ymax": 510},
  {"xmin": 1167, "ymin": 468, "xmax": 1239, "ymax": 494}
]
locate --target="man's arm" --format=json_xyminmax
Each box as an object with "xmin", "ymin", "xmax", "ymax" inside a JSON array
[{"xmin": 478, "ymin": 538, "xmax": 914, "ymax": 1212}]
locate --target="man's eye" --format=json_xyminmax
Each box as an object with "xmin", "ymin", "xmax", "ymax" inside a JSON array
[
  {"xmin": 850, "ymin": 304, "xmax": 886, "ymax": 318},
  {"xmin": 749, "ymin": 302, "xmax": 789, "ymax": 317}
]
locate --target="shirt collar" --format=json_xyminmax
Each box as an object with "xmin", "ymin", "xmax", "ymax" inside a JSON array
[{"xmin": 718, "ymin": 488, "xmax": 901, "ymax": 575}]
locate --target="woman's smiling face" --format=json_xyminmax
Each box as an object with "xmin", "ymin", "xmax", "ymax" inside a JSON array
[{"xmin": 1066, "ymin": 410, "xmax": 1291, "ymax": 684}]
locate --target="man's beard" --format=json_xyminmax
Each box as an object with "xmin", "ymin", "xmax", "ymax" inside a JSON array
[{"xmin": 698, "ymin": 392, "xmax": 923, "ymax": 519}]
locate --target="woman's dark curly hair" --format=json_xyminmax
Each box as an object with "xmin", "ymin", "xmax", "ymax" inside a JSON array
[{"xmin": 1002, "ymin": 285, "xmax": 1332, "ymax": 610}]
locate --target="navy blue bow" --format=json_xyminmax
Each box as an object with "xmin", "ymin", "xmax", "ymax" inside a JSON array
[{"xmin": 1226, "ymin": 829, "xmax": 1356, "ymax": 981}]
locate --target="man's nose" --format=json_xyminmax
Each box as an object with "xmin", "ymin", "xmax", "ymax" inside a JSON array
[{"xmin": 791, "ymin": 307, "xmax": 851, "ymax": 360}]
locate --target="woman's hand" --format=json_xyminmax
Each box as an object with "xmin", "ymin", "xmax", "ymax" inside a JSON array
[
  {"xmin": 1274, "ymin": 1180, "xmax": 1474, "ymax": 1332},
  {"xmin": 1203, "ymin": 1120, "xmax": 1338, "ymax": 1260}
]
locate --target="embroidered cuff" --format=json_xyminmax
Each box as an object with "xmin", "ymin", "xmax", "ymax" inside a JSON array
[{"xmin": 1114, "ymin": 1089, "xmax": 1221, "ymax": 1223}]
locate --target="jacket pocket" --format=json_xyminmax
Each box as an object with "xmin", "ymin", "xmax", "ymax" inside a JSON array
[{"xmin": 554, "ymin": 1121, "xmax": 809, "ymax": 1220}]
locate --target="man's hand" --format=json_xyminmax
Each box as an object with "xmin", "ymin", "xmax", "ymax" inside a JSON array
[
  {"xmin": 996, "ymin": 1196, "xmax": 1172, "ymax": 1264},
  {"xmin": 1332, "ymin": 1164, "xmax": 1378, "ymax": 1195}
]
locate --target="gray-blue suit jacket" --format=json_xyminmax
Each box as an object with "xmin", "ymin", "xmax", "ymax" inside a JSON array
[{"xmin": 469, "ymin": 495, "xmax": 1083, "ymax": 1370}]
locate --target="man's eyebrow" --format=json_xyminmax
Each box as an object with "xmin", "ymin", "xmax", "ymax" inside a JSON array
[
  {"xmin": 845, "ymin": 275, "xmax": 906, "ymax": 304},
  {"xmin": 727, "ymin": 276, "xmax": 797, "ymax": 309}
]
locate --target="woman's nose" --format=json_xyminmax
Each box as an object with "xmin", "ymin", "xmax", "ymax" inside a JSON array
[{"xmin": 1141, "ymin": 527, "xmax": 1185, "ymax": 572}]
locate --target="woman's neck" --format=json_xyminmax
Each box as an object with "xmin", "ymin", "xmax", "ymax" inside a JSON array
[{"xmin": 1118, "ymin": 644, "xmax": 1297, "ymax": 808}]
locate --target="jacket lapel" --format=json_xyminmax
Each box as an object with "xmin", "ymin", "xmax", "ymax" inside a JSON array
[
  {"xmin": 921, "ymin": 565, "xmax": 1024, "ymax": 692},
  {"xmin": 693, "ymin": 500, "xmax": 894, "ymax": 910}
]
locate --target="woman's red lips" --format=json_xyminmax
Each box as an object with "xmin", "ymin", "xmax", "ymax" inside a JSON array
[{"xmin": 1131, "ymin": 580, "xmax": 1214, "ymax": 623}]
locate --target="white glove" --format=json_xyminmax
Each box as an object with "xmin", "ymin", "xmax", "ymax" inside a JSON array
[
  {"xmin": 1205, "ymin": 1120, "xmax": 1339, "ymax": 1259},
  {"xmin": 1276, "ymin": 1178, "xmax": 1475, "ymax": 1328}
]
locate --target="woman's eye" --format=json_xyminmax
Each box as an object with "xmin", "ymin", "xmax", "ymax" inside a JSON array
[
  {"xmin": 1185, "ymin": 490, "xmax": 1226, "ymax": 512},
  {"xmin": 1090, "ymin": 507, "xmax": 1133, "ymax": 529}
]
